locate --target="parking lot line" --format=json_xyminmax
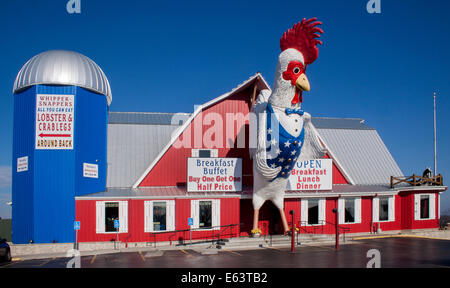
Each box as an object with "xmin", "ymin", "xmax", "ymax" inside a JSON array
[
  {"xmin": 0, "ymin": 262, "xmax": 17, "ymax": 268},
  {"xmin": 222, "ymin": 249, "xmax": 242, "ymax": 256},
  {"xmin": 37, "ymin": 259, "xmax": 52, "ymax": 267},
  {"xmin": 138, "ymin": 251, "xmax": 146, "ymax": 262},
  {"xmin": 179, "ymin": 249, "xmax": 193, "ymax": 257}
]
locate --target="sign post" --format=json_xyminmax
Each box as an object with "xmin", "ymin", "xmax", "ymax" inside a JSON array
[
  {"xmin": 114, "ymin": 219, "xmax": 120, "ymax": 250},
  {"xmin": 332, "ymin": 208, "xmax": 339, "ymax": 250},
  {"xmin": 289, "ymin": 210, "xmax": 295, "ymax": 253},
  {"xmin": 73, "ymin": 221, "xmax": 80, "ymax": 250},
  {"xmin": 188, "ymin": 218, "xmax": 194, "ymax": 245}
]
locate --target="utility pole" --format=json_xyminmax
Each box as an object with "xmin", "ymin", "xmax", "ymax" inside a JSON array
[{"xmin": 433, "ymin": 92, "xmax": 437, "ymax": 176}]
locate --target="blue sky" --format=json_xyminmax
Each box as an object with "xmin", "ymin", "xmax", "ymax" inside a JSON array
[{"xmin": 0, "ymin": 0, "xmax": 449, "ymax": 218}]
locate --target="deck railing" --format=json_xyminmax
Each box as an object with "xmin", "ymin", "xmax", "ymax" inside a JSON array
[{"xmin": 390, "ymin": 174, "xmax": 443, "ymax": 188}]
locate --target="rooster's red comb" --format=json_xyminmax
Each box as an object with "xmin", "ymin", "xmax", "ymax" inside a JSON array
[{"xmin": 280, "ymin": 18, "xmax": 323, "ymax": 66}]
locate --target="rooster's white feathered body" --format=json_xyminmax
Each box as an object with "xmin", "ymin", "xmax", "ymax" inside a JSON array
[{"xmin": 250, "ymin": 18, "xmax": 325, "ymax": 234}]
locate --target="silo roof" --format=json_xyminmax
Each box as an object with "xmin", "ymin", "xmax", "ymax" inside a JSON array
[{"xmin": 13, "ymin": 50, "xmax": 112, "ymax": 105}]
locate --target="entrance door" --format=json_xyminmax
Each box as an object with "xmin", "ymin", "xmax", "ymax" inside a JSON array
[
  {"xmin": 400, "ymin": 192, "xmax": 412, "ymax": 230},
  {"xmin": 239, "ymin": 199, "xmax": 284, "ymax": 236},
  {"xmin": 260, "ymin": 201, "xmax": 283, "ymax": 235}
]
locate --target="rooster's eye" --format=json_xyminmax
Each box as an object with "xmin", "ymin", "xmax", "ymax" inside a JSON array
[{"xmin": 293, "ymin": 67, "xmax": 301, "ymax": 74}]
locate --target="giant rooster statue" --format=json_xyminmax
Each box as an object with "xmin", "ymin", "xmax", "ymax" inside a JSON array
[{"xmin": 250, "ymin": 18, "xmax": 325, "ymax": 235}]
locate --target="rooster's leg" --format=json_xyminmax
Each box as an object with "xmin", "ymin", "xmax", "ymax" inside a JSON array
[
  {"xmin": 252, "ymin": 209, "xmax": 260, "ymax": 232},
  {"xmin": 279, "ymin": 209, "xmax": 290, "ymax": 234}
]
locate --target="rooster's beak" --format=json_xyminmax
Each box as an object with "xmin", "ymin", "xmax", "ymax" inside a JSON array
[{"xmin": 296, "ymin": 73, "xmax": 310, "ymax": 92}]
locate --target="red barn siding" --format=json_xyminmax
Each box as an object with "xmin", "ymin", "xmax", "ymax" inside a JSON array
[
  {"xmin": 323, "ymin": 154, "xmax": 348, "ymax": 184},
  {"xmin": 76, "ymin": 197, "xmax": 240, "ymax": 243},
  {"xmin": 284, "ymin": 198, "xmax": 301, "ymax": 231},
  {"xmin": 139, "ymin": 88, "xmax": 254, "ymax": 187},
  {"xmin": 338, "ymin": 197, "xmax": 373, "ymax": 233},
  {"xmin": 399, "ymin": 191, "xmax": 440, "ymax": 230},
  {"xmin": 77, "ymin": 191, "xmax": 441, "ymax": 243}
]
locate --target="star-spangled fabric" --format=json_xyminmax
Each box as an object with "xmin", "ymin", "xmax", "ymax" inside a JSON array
[{"xmin": 265, "ymin": 103, "xmax": 305, "ymax": 181}]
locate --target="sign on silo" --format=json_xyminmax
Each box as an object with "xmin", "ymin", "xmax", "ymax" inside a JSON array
[{"xmin": 35, "ymin": 94, "xmax": 75, "ymax": 150}]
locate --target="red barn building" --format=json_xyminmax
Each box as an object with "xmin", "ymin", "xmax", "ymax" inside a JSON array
[{"xmin": 75, "ymin": 74, "xmax": 446, "ymax": 244}]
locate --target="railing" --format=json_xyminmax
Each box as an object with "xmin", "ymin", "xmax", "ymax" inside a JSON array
[
  {"xmin": 320, "ymin": 220, "xmax": 350, "ymax": 242},
  {"xmin": 147, "ymin": 223, "xmax": 242, "ymax": 248},
  {"xmin": 391, "ymin": 174, "xmax": 443, "ymax": 188},
  {"xmin": 296, "ymin": 220, "xmax": 350, "ymax": 242}
]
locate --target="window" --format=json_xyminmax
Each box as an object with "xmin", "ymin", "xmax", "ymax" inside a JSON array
[
  {"xmin": 191, "ymin": 199, "xmax": 220, "ymax": 230},
  {"xmin": 373, "ymin": 196, "xmax": 394, "ymax": 222},
  {"xmin": 339, "ymin": 197, "xmax": 361, "ymax": 224},
  {"xmin": 301, "ymin": 198, "xmax": 325, "ymax": 226},
  {"xmin": 344, "ymin": 198, "xmax": 355, "ymax": 223},
  {"xmin": 105, "ymin": 202, "xmax": 119, "ymax": 232},
  {"xmin": 199, "ymin": 201, "xmax": 212, "ymax": 228},
  {"xmin": 96, "ymin": 201, "xmax": 128, "ymax": 234},
  {"xmin": 153, "ymin": 202, "xmax": 167, "ymax": 231},
  {"xmin": 199, "ymin": 150, "xmax": 211, "ymax": 158},
  {"xmin": 379, "ymin": 197, "xmax": 389, "ymax": 222},
  {"xmin": 144, "ymin": 200, "xmax": 175, "ymax": 232},
  {"xmin": 420, "ymin": 195, "xmax": 430, "ymax": 219},
  {"xmin": 415, "ymin": 194, "xmax": 435, "ymax": 220},
  {"xmin": 191, "ymin": 149, "xmax": 218, "ymax": 158},
  {"xmin": 308, "ymin": 199, "xmax": 319, "ymax": 225}
]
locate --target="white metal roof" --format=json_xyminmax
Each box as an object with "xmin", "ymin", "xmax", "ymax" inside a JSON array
[
  {"xmin": 107, "ymin": 121, "xmax": 183, "ymax": 188},
  {"xmin": 317, "ymin": 128, "xmax": 404, "ymax": 185},
  {"xmin": 13, "ymin": 50, "xmax": 112, "ymax": 105}
]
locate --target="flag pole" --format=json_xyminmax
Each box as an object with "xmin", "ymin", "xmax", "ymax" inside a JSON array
[{"xmin": 433, "ymin": 92, "xmax": 437, "ymax": 176}]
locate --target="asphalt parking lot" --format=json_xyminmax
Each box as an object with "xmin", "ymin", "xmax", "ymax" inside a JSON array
[{"xmin": 1, "ymin": 237, "xmax": 449, "ymax": 268}]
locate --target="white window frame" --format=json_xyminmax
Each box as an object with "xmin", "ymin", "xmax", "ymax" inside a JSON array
[
  {"xmin": 373, "ymin": 196, "xmax": 395, "ymax": 223},
  {"xmin": 301, "ymin": 198, "xmax": 326, "ymax": 226},
  {"xmin": 191, "ymin": 149, "xmax": 218, "ymax": 158},
  {"xmin": 338, "ymin": 197, "xmax": 361, "ymax": 224},
  {"xmin": 96, "ymin": 201, "xmax": 128, "ymax": 234},
  {"xmin": 144, "ymin": 200, "xmax": 176, "ymax": 233},
  {"xmin": 414, "ymin": 193, "xmax": 436, "ymax": 221},
  {"xmin": 191, "ymin": 199, "xmax": 220, "ymax": 230}
]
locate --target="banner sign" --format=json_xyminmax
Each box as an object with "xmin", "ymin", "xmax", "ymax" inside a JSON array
[
  {"xmin": 17, "ymin": 156, "xmax": 28, "ymax": 173},
  {"xmin": 187, "ymin": 158, "xmax": 242, "ymax": 192},
  {"xmin": 35, "ymin": 94, "xmax": 75, "ymax": 150},
  {"xmin": 83, "ymin": 163, "xmax": 99, "ymax": 179},
  {"xmin": 287, "ymin": 159, "xmax": 333, "ymax": 191}
]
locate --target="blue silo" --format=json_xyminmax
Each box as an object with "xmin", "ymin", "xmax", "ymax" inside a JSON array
[{"xmin": 12, "ymin": 50, "xmax": 112, "ymax": 244}]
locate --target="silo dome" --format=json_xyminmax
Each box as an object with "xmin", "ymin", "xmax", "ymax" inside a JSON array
[{"xmin": 13, "ymin": 50, "xmax": 112, "ymax": 105}]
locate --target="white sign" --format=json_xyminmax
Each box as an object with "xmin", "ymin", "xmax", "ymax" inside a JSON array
[
  {"xmin": 287, "ymin": 159, "xmax": 333, "ymax": 191},
  {"xmin": 17, "ymin": 156, "xmax": 28, "ymax": 172},
  {"xmin": 83, "ymin": 163, "xmax": 98, "ymax": 178},
  {"xmin": 187, "ymin": 158, "xmax": 242, "ymax": 192},
  {"xmin": 35, "ymin": 94, "xmax": 75, "ymax": 150}
]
